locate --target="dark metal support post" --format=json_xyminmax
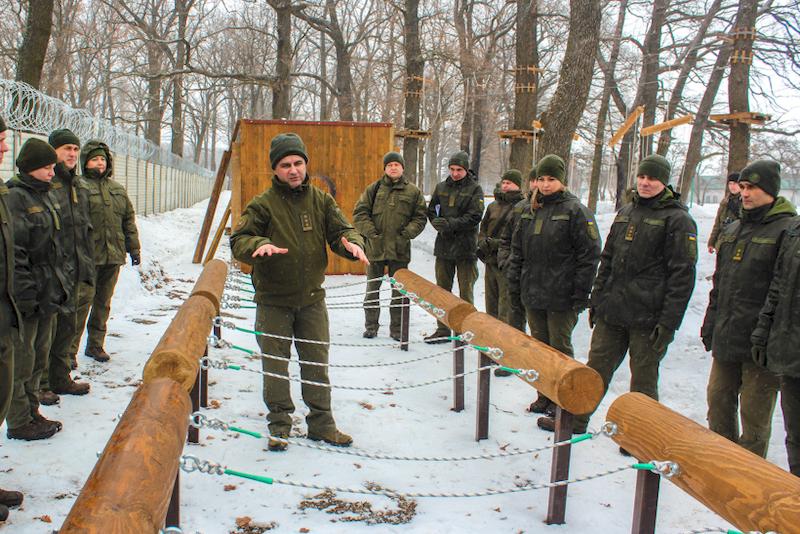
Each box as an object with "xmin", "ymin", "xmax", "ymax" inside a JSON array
[
  {"xmin": 546, "ymin": 406, "xmax": 574, "ymax": 524},
  {"xmin": 475, "ymin": 352, "xmax": 491, "ymax": 441},
  {"xmin": 631, "ymin": 468, "xmax": 660, "ymax": 534},
  {"xmin": 452, "ymin": 336, "xmax": 465, "ymax": 412},
  {"xmin": 400, "ymin": 296, "xmax": 410, "ymax": 351},
  {"xmin": 165, "ymin": 471, "xmax": 180, "ymax": 529},
  {"xmin": 188, "ymin": 371, "xmax": 200, "ymax": 444}
]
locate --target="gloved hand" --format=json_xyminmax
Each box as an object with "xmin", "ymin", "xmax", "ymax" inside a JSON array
[
  {"xmin": 588, "ymin": 307, "xmax": 596, "ymax": 329},
  {"xmin": 431, "ymin": 217, "xmax": 448, "ymax": 232},
  {"xmin": 130, "ymin": 252, "xmax": 141, "ymax": 266},
  {"xmin": 649, "ymin": 324, "xmax": 675, "ymax": 353},
  {"xmin": 751, "ymin": 344, "xmax": 768, "ymax": 367}
]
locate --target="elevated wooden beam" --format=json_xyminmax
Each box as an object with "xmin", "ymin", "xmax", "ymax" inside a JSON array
[
  {"xmin": 609, "ymin": 106, "xmax": 645, "ymax": 147},
  {"xmin": 608, "ymin": 393, "xmax": 800, "ymax": 533},
  {"xmin": 709, "ymin": 111, "xmax": 771, "ymax": 125},
  {"xmin": 639, "ymin": 114, "xmax": 693, "ymax": 137},
  {"xmin": 202, "ymin": 201, "xmax": 232, "ymax": 267},
  {"xmin": 393, "ymin": 268, "xmax": 476, "ymax": 333},
  {"xmin": 190, "ymin": 258, "xmax": 229, "ymax": 313}
]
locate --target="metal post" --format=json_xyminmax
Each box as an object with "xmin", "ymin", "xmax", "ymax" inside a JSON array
[
  {"xmin": 452, "ymin": 335, "xmax": 465, "ymax": 412},
  {"xmin": 546, "ymin": 406, "xmax": 574, "ymax": 525},
  {"xmin": 475, "ymin": 352, "xmax": 491, "ymax": 441},
  {"xmin": 400, "ymin": 296, "xmax": 410, "ymax": 351},
  {"xmin": 188, "ymin": 372, "xmax": 200, "ymax": 444},
  {"xmin": 165, "ymin": 471, "xmax": 180, "ymax": 529},
  {"xmin": 631, "ymin": 468, "xmax": 660, "ymax": 534},
  {"xmin": 200, "ymin": 347, "xmax": 209, "ymax": 409}
]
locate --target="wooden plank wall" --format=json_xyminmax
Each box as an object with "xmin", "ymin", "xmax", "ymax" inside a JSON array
[{"xmin": 232, "ymin": 119, "xmax": 395, "ymax": 275}]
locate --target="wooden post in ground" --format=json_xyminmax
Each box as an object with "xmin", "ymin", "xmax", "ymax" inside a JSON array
[
  {"xmin": 202, "ymin": 200, "xmax": 231, "ymax": 265},
  {"xmin": 452, "ymin": 336, "xmax": 465, "ymax": 412},
  {"xmin": 546, "ymin": 407, "xmax": 574, "ymax": 524},
  {"xmin": 475, "ymin": 352, "xmax": 491, "ymax": 440},
  {"xmin": 188, "ymin": 373, "xmax": 200, "ymax": 444},
  {"xmin": 400, "ymin": 296, "xmax": 410, "ymax": 351},
  {"xmin": 165, "ymin": 471, "xmax": 180, "ymax": 530},
  {"xmin": 631, "ymin": 469, "xmax": 660, "ymax": 534}
]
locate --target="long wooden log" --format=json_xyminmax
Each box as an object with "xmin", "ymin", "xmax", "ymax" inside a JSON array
[
  {"xmin": 190, "ymin": 258, "xmax": 228, "ymax": 313},
  {"xmin": 60, "ymin": 379, "xmax": 191, "ymax": 533},
  {"xmin": 192, "ymin": 148, "xmax": 232, "ymax": 264},
  {"xmin": 393, "ymin": 268, "xmax": 477, "ymax": 332},
  {"xmin": 608, "ymin": 105, "xmax": 645, "ymax": 147},
  {"xmin": 461, "ymin": 312, "xmax": 604, "ymax": 415},
  {"xmin": 203, "ymin": 201, "xmax": 232, "ymax": 266},
  {"xmin": 639, "ymin": 114, "xmax": 693, "ymax": 137},
  {"xmin": 142, "ymin": 295, "xmax": 217, "ymax": 392},
  {"xmin": 607, "ymin": 393, "xmax": 800, "ymax": 533}
]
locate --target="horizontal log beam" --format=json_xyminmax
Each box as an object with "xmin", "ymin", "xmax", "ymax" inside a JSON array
[
  {"xmin": 608, "ymin": 105, "xmax": 645, "ymax": 147},
  {"xmin": 607, "ymin": 393, "xmax": 800, "ymax": 533},
  {"xmin": 60, "ymin": 379, "xmax": 191, "ymax": 533},
  {"xmin": 462, "ymin": 312, "xmax": 603, "ymax": 415},
  {"xmin": 639, "ymin": 114, "xmax": 693, "ymax": 137},
  {"xmin": 393, "ymin": 268, "xmax": 477, "ymax": 332},
  {"xmin": 190, "ymin": 258, "xmax": 228, "ymax": 312}
]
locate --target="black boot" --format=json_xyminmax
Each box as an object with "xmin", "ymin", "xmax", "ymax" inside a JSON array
[
  {"xmin": 7, "ymin": 420, "xmax": 57, "ymax": 441},
  {"xmin": 0, "ymin": 489, "xmax": 23, "ymax": 508},
  {"xmin": 0, "ymin": 504, "xmax": 8, "ymax": 522},
  {"xmin": 424, "ymin": 331, "xmax": 451, "ymax": 344},
  {"xmin": 527, "ymin": 395, "xmax": 552, "ymax": 414}
]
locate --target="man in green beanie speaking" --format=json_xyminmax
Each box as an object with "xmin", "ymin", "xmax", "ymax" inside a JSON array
[
  {"xmin": 231, "ymin": 132, "xmax": 368, "ymax": 451},
  {"xmin": 353, "ymin": 151, "xmax": 427, "ymax": 340},
  {"xmin": 425, "ymin": 150, "xmax": 484, "ymax": 343}
]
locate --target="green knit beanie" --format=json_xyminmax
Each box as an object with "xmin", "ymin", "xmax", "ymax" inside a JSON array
[
  {"xmin": 637, "ymin": 154, "xmax": 671, "ymax": 185},
  {"xmin": 0, "ymin": 115, "xmax": 6, "ymax": 132},
  {"xmin": 269, "ymin": 133, "xmax": 308, "ymax": 169},
  {"xmin": 383, "ymin": 151, "xmax": 405, "ymax": 168},
  {"xmin": 16, "ymin": 138, "xmax": 58, "ymax": 173},
  {"xmin": 739, "ymin": 159, "xmax": 780, "ymax": 198},
  {"xmin": 501, "ymin": 169, "xmax": 522, "ymax": 188},
  {"xmin": 536, "ymin": 154, "xmax": 566, "ymax": 183},
  {"xmin": 85, "ymin": 147, "xmax": 107, "ymax": 162},
  {"xmin": 48, "ymin": 128, "xmax": 80, "ymax": 149},
  {"xmin": 448, "ymin": 150, "xmax": 470, "ymax": 171},
  {"xmin": 527, "ymin": 167, "xmax": 537, "ymax": 181}
]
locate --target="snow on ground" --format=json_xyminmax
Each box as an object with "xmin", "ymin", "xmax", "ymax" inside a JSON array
[{"xmin": 0, "ymin": 191, "xmax": 790, "ymax": 533}]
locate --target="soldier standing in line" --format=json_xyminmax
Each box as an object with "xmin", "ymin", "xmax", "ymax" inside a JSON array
[
  {"xmin": 702, "ymin": 160, "xmax": 796, "ymax": 458},
  {"xmin": 73, "ymin": 141, "xmax": 140, "ymax": 363},
  {"xmin": 506, "ymin": 155, "xmax": 601, "ymax": 425},
  {"xmin": 0, "ymin": 117, "xmax": 25, "ymax": 521},
  {"xmin": 560, "ymin": 155, "xmax": 698, "ymax": 445},
  {"xmin": 708, "ymin": 173, "xmax": 741, "ymax": 253},
  {"xmin": 231, "ymin": 133, "xmax": 368, "ymax": 451},
  {"xmin": 5, "ymin": 139, "xmax": 69, "ymax": 441},
  {"xmin": 425, "ymin": 150, "xmax": 484, "ymax": 343},
  {"xmin": 353, "ymin": 151, "xmax": 427, "ymax": 340},
  {"xmin": 38, "ymin": 129, "xmax": 92, "ymax": 404},
  {"xmin": 752, "ymin": 215, "xmax": 800, "ymax": 477}
]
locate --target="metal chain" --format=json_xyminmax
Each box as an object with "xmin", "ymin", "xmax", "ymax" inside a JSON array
[
  {"xmin": 239, "ymin": 346, "xmax": 457, "ymax": 369},
  {"xmin": 683, "ymin": 530, "xmax": 777, "ymax": 534},
  {"xmin": 327, "ymin": 302, "xmax": 413, "ymax": 310},
  {"xmin": 323, "ymin": 276, "xmax": 388, "ymax": 290},
  {"xmin": 324, "ymin": 287, "xmax": 395, "ymax": 299}
]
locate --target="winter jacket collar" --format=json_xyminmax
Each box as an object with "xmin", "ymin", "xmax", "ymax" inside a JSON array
[
  {"xmin": 271, "ymin": 174, "xmax": 310, "ymax": 195},
  {"xmin": 632, "ymin": 185, "xmax": 683, "ymax": 210},
  {"xmin": 381, "ymin": 174, "xmax": 407, "ymax": 188},
  {"xmin": 445, "ymin": 171, "xmax": 476, "ymax": 188},
  {"xmin": 54, "ymin": 162, "xmax": 77, "ymax": 184},
  {"xmin": 741, "ymin": 196, "xmax": 796, "ymax": 224},
  {"xmin": 10, "ymin": 173, "xmax": 51, "ymax": 193}
]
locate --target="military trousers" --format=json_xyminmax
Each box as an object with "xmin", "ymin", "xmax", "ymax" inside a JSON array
[
  {"xmin": 255, "ymin": 300, "xmax": 336, "ymax": 436},
  {"xmin": 574, "ymin": 319, "xmax": 668, "ymax": 432},
  {"xmin": 507, "ymin": 290, "xmax": 527, "ymax": 332},
  {"xmin": 363, "ymin": 260, "xmax": 407, "ymax": 337},
  {"xmin": 706, "ymin": 358, "xmax": 779, "ymax": 458},
  {"xmin": 484, "ymin": 263, "xmax": 508, "ymax": 321},
  {"xmin": 433, "ymin": 257, "xmax": 478, "ymax": 333},
  {"xmin": 526, "ymin": 308, "xmax": 579, "ymax": 405},
  {"xmin": 75, "ymin": 264, "xmax": 121, "ymax": 351},
  {"xmin": 0, "ymin": 331, "xmax": 15, "ymax": 425},
  {"xmin": 779, "ymin": 375, "xmax": 800, "ymax": 477},
  {"xmin": 69, "ymin": 281, "xmax": 96, "ymax": 356},
  {"xmin": 7, "ymin": 314, "xmax": 56, "ymax": 429},
  {"xmin": 44, "ymin": 281, "xmax": 93, "ymax": 389}
]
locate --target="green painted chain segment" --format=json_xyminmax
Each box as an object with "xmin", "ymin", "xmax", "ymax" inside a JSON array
[
  {"xmin": 472, "ymin": 345, "xmax": 490, "ymax": 352},
  {"xmin": 231, "ymin": 344, "xmax": 255, "ymax": 355},
  {"xmin": 227, "ymin": 364, "xmax": 242, "ymax": 370},
  {"xmin": 229, "ymin": 426, "xmax": 263, "ymax": 439},
  {"xmin": 632, "ymin": 463, "xmax": 656, "ymax": 471},
  {"xmin": 569, "ymin": 433, "xmax": 594, "ymax": 444},
  {"xmin": 240, "ymin": 305, "xmax": 257, "ymax": 309},
  {"xmin": 234, "ymin": 325, "xmax": 268, "ymax": 337},
  {"xmin": 498, "ymin": 366, "xmax": 521, "ymax": 375},
  {"xmin": 224, "ymin": 468, "xmax": 274, "ymax": 485}
]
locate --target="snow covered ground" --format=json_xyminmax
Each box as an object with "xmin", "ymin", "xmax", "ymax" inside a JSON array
[{"xmin": 0, "ymin": 191, "xmax": 790, "ymax": 533}]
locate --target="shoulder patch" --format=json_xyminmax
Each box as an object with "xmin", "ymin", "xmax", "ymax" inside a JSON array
[
  {"xmin": 235, "ymin": 215, "xmax": 249, "ymax": 231},
  {"xmin": 587, "ymin": 221, "xmax": 599, "ymax": 240},
  {"xmin": 687, "ymin": 232, "xmax": 697, "ymax": 261},
  {"xmin": 27, "ymin": 206, "xmax": 44, "ymax": 214}
]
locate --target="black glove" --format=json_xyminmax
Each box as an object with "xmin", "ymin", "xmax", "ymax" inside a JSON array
[
  {"xmin": 17, "ymin": 299, "xmax": 37, "ymax": 317},
  {"xmin": 649, "ymin": 324, "xmax": 675, "ymax": 353},
  {"xmin": 572, "ymin": 299, "xmax": 589, "ymax": 312},
  {"xmin": 588, "ymin": 307, "xmax": 596, "ymax": 329},
  {"xmin": 431, "ymin": 217, "xmax": 448, "ymax": 232},
  {"xmin": 751, "ymin": 344, "xmax": 768, "ymax": 367},
  {"xmin": 701, "ymin": 335, "xmax": 713, "ymax": 352},
  {"xmin": 130, "ymin": 252, "xmax": 141, "ymax": 266}
]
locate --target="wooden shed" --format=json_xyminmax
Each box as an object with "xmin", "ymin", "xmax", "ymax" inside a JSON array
[{"xmin": 229, "ymin": 119, "xmax": 395, "ymax": 275}]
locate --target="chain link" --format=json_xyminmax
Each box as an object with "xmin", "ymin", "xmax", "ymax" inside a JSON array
[
  {"xmin": 244, "ymin": 346, "xmax": 456, "ymax": 369},
  {"xmin": 179, "ymin": 454, "xmax": 225, "ymax": 475}
]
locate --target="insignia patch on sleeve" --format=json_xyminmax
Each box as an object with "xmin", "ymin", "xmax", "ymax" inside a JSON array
[
  {"xmin": 687, "ymin": 232, "xmax": 697, "ymax": 260},
  {"xmin": 587, "ymin": 221, "xmax": 599, "ymax": 240},
  {"xmin": 235, "ymin": 216, "xmax": 248, "ymax": 231}
]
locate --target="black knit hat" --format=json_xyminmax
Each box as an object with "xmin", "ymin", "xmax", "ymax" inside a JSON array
[
  {"xmin": 448, "ymin": 150, "xmax": 470, "ymax": 171},
  {"xmin": 383, "ymin": 151, "xmax": 405, "ymax": 168},
  {"xmin": 739, "ymin": 159, "xmax": 780, "ymax": 198},
  {"xmin": 637, "ymin": 154, "xmax": 671, "ymax": 184},
  {"xmin": 0, "ymin": 115, "xmax": 6, "ymax": 132},
  {"xmin": 527, "ymin": 167, "xmax": 537, "ymax": 181},
  {"xmin": 536, "ymin": 154, "xmax": 566, "ymax": 183},
  {"xmin": 501, "ymin": 169, "xmax": 522, "ymax": 188},
  {"xmin": 48, "ymin": 128, "xmax": 80, "ymax": 149},
  {"xmin": 727, "ymin": 172, "xmax": 740, "ymax": 183},
  {"xmin": 16, "ymin": 138, "xmax": 58, "ymax": 173},
  {"xmin": 269, "ymin": 133, "xmax": 308, "ymax": 169}
]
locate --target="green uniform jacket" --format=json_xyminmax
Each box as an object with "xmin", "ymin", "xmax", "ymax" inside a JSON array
[
  {"xmin": 702, "ymin": 197, "xmax": 797, "ymax": 363},
  {"xmin": 477, "ymin": 188, "xmax": 523, "ymax": 266},
  {"xmin": 593, "ymin": 187, "xmax": 698, "ymax": 332},
  {"xmin": 5, "ymin": 174, "xmax": 70, "ymax": 318},
  {"xmin": 427, "ymin": 172, "xmax": 484, "ymax": 261},
  {"xmin": 81, "ymin": 141, "xmax": 140, "ymax": 265},
  {"xmin": 507, "ymin": 191, "xmax": 601, "ymax": 312},
  {"xmin": 230, "ymin": 175, "xmax": 366, "ymax": 308},
  {"xmin": 51, "ymin": 163, "xmax": 95, "ymax": 306},
  {"xmin": 497, "ymin": 192, "xmax": 532, "ymax": 272},
  {"xmin": 0, "ymin": 183, "xmax": 22, "ymax": 332},
  {"xmin": 708, "ymin": 193, "xmax": 741, "ymax": 250},
  {"xmin": 352, "ymin": 174, "xmax": 427, "ymax": 263},
  {"xmin": 752, "ymin": 217, "xmax": 800, "ymax": 377}
]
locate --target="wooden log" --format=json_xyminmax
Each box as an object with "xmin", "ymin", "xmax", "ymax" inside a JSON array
[
  {"xmin": 607, "ymin": 393, "xmax": 800, "ymax": 533},
  {"xmin": 60, "ymin": 379, "xmax": 191, "ymax": 533},
  {"xmin": 639, "ymin": 114, "xmax": 693, "ymax": 137},
  {"xmin": 461, "ymin": 312, "xmax": 603, "ymax": 415},
  {"xmin": 142, "ymin": 295, "xmax": 217, "ymax": 392},
  {"xmin": 192, "ymin": 147, "xmax": 233, "ymax": 264},
  {"xmin": 608, "ymin": 105, "xmax": 645, "ymax": 147},
  {"xmin": 392, "ymin": 268, "xmax": 477, "ymax": 332},
  {"xmin": 203, "ymin": 200, "xmax": 231, "ymax": 266},
  {"xmin": 190, "ymin": 258, "xmax": 229, "ymax": 313}
]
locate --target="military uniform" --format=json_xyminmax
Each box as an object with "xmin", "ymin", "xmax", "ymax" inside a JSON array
[
  {"xmin": 752, "ymin": 216, "xmax": 800, "ymax": 475},
  {"xmin": 708, "ymin": 193, "xmax": 741, "ymax": 251},
  {"xmin": 702, "ymin": 196, "xmax": 796, "ymax": 457},
  {"xmin": 0, "ymin": 180, "xmax": 22, "ymax": 425},
  {"xmin": 231, "ymin": 173, "xmax": 365, "ymax": 438},
  {"xmin": 353, "ymin": 173, "xmax": 427, "ymax": 337},
  {"xmin": 75, "ymin": 141, "xmax": 139, "ymax": 359},
  {"xmin": 427, "ymin": 169, "xmax": 484, "ymax": 336},
  {"xmin": 498, "ymin": 192, "xmax": 532, "ymax": 331},
  {"xmin": 576, "ymin": 185, "xmax": 697, "ymax": 431}
]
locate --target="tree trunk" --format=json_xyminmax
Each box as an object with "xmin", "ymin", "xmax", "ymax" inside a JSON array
[
  {"xmin": 402, "ymin": 0, "xmax": 423, "ymax": 187},
  {"xmin": 638, "ymin": 0, "xmax": 670, "ymax": 155},
  {"xmin": 145, "ymin": 41, "xmax": 164, "ymax": 146},
  {"xmin": 170, "ymin": 0, "xmax": 188, "ymax": 157},
  {"xmin": 15, "ymin": 0, "xmax": 55, "ymax": 89},
  {"xmin": 470, "ymin": 75, "xmax": 487, "ymax": 174},
  {"xmin": 270, "ymin": 1, "xmax": 293, "ymax": 119},
  {"xmin": 509, "ymin": 0, "xmax": 538, "ymax": 175},
  {"xmin": 319, "ymin": 32, "xmax": 330, "ymax": 120},
  {"xmin": 727, "ymin": 0, "xmax": 759, "ymax": 173},
  {"xmin": 537, "ymin": 0, "xmax": 602, "ymax": 160}
]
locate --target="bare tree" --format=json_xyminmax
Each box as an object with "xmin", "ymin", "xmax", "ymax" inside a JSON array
[
  {"xmin": 507, "ymin": 0, "xmax": 538, "ymax": 175},
  {"xmin": 15, "ymin": 0, "xmax": 55, "ymax": 89}
]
